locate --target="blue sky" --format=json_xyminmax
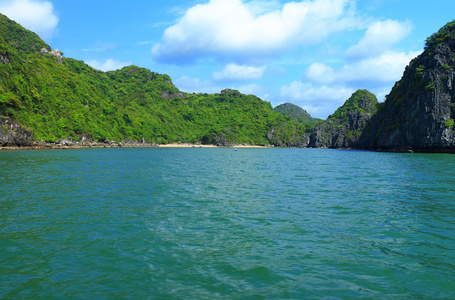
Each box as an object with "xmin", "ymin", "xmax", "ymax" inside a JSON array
[{"xmin": 1, "ymin": 0, "xmax": 454, "ymax": 119}]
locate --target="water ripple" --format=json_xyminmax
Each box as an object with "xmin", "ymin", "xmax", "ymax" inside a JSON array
[{"xmin": 1, "ymin": 148, "xmax": 454, "ymax": 298}]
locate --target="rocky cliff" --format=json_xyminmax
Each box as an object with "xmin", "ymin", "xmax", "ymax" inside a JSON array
[
  {"xmin": 309, "ymin": 89, "xmax": 378, "ymax": 148},
  {"xmin": 361, "ymin": 20, "xmax": 455, "ymax": 152},
  {"xmin": 0, "ymin": 116, "xmax": 33, "ymax": 146}
]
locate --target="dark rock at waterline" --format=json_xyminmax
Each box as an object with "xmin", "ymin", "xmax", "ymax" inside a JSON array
[{"xmin": 0, "ymin": 116, "xmax": 33, "ymax": 146}]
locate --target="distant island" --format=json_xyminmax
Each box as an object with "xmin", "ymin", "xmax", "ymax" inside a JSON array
[{"xmin": 1, "ymin": 14, "xmax": 454, "ymax": 152}]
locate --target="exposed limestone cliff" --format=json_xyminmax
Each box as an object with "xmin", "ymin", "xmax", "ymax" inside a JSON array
[
  {"xmin": 40, "ymin": 48, "xmax": 63, "ymax": 64},
  {"xmin": 0, "ymin": 116, "xmax": 33, "ymax": 146},
  {"xmin": 362, "ymin": 20, "xmax": 455, "ymax": 152},
  {"xmin": 309, "ymin": 90, "xmax": 378, "ymax": 148}
]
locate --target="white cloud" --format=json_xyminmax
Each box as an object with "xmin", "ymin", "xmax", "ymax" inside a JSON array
[
  {"xmin": 212, "ymin": 63, "xmax": 266, "ymax": 81},
  {"xmin": 174, "ymin": 76, "xmax": 267, "ymax": 97},
  {"xmin": 85, "ymin": 59, "xmax": 131, "ymax": 72},
  {"xmin": 340, "ymin": 50, "xmax": 420, "ymax": 83},
  {"xmin": 237, "ymin": 83, "xmax": 266, "ymax": 96},
  {"xmin": 294, "ymin": 50, "xmax": 421, "ymax": 118},
  {"xmin": 304, "ymin": 62, "xmax": 335, "ymax": 84},
  {"xmin": 305, "ymin": 50, "xmax": 420, "ymax": 85},
  {"xmin": 174, "ymin": 76, "xmax": 222, "ymax": 94},
  {"xmin": 0, "ymin": 0, "xmax": 58, "ymax": 41},
  {"xmin": 175, "ymin": 76, "xmax": 202, "ymax": 90},
  {"xmin": 152, "ymin": 0, "xmax": 358, "ymax": 62},
  {"xmin": 280, "ymin": 81, "xmax": 354, "ymax": 118},
  {"xmin": 346, "ymin": 19, "xmax": 412, "ymax": 59}
]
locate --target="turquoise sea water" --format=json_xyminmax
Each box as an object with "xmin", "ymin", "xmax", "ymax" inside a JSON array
[{"xmin": 0, "ymin": 148, "xmax": 454, "ymax": 299}]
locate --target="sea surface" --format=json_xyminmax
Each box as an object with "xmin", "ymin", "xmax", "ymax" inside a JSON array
[{"xmin": 0, "ymin": 148, "xmax": 454, "ymax": 299}]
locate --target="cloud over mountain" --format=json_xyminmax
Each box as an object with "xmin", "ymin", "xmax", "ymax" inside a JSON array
[
  {"xmin": 212, "ymin": 63, "xmax": 266, "ymax": 81},
  {"xmin": 346, "ymin": 19, "xmax": 413, "ymax": 59},
  {"xmin": 85, "ymin": 59, "xmax": 132, "ymax": 72},
  {"xmin": 152, "ymin": 0, "xmax": 358, "ymax": 63},
  {"xmin": 0, "ymin": 0, "xmax": 58, "ymax": 41},
  {"xmin": 305, "ymin": 50, "xmax": 421, "ymax": 85}
]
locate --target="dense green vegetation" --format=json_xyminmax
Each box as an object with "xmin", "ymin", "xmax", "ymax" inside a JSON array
[
  {"xmin": 444, "ymin": 119, "xmax": 455, "ymax": 128},
  {"xmin": 0, "ymin": 13, "xmax": 313, "ymax": 145},
  {"xmin": 425, "ymin": 20, "xmax": 455, "ymax": 50},
  {"xmin": 274, "ymin": 103, "xmax": 322, "ymax": 125},
  {"xmin": 328, "ymin": 89, "xmax": 378, "ymax": 122}
]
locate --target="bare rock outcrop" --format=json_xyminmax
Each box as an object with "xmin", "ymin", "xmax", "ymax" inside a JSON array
[
  {"xmin": 40, "ymin": 48, "xmax": 63, "ymax": 63},
  {"xmin": 309, "ymin": 90, "xmax": 378, "ymax": 149},
  {"xmin": 361, "ymin": 21, "xmax": 455, "ymax": 152},
  {"xmin": 0, "ymin": 116, "xmax": 33, "ymax": 146}
]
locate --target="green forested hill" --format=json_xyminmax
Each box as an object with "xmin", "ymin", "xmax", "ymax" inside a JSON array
[
  {"xmin": 2, "ymin": 13, "xmax": 455, "ymax": 152},
  {"xmin": 309, "ymin": 89, "xmax": 378, "ymax": 148},
  {"xmin": 274, "ymin": 102, "xmax": 321, "ymax": 125},
  {"xmin": 0, "ymin": 13, "xmax": 312, "ymax": 145}
]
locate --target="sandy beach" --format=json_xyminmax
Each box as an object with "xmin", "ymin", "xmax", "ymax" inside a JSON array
[
  {"xmin": 158, "ymin": 143, "xmax": 270, "ymax": 148},
  {"xmin": 1, "ymin": 142, "xmax": 272, "ymax": 150}
]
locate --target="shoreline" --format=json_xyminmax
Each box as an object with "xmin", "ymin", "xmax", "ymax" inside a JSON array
[
  {"xmin": 0, "ymin": 142, "xmax": 271, "ymax": 150},
  {"xmin": 159, "ymin": 143, "xmax": 269, "ymax": 148},
  {"xmin": 2, "ymin": 143, "xmax": 454, "ymax": 153}
]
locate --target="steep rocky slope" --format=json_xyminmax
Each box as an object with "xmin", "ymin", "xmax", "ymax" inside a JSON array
[
  {"xmin": 362, "ymin": 20, "xmax": 455, "ymax": 152},
  {"xmin": 309, "ymin": 90, "xmax": 378, "ymax": 148}
]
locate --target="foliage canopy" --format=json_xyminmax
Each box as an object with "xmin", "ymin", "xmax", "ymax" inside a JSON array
[{"xmin": 0, "ymin": 13, "xmax": 313, "ymax": 145}]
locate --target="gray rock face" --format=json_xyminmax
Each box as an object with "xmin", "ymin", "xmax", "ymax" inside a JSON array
[
  {"xmin": 0, "ymin": 116, "xmax": 34, "ymax": 146},
  {"xmin": 160, "ymin": 91, "xmax": 185, "ymax": 99},
  {"xmin": 40, "ymin": 48, "xmax": 63, "ymax": 63},
  {"xmin": 310, "ymin": 111, "xmax": 374, "ymax": 149},
  {"xmin": 309, "ymin": 89, "xmax": 378, "ymax": 149},
  {"xmin": 363, "ymin": 32, "xmax": 455, "ymax": 152},
  {"xmin": 57, "ymin": 138, "xmax": 73, "ymax": 146},
  {"xmin": 0, "ymin": 54, "xmax": 9, "ymax": 64},
  {"xmin": 301, "ymin": 22, "xmax": 455, "ymax": 152}
]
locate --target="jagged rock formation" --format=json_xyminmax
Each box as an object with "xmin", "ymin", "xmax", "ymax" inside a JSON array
[
  {"xmin": 307, "ymin": 21, "xmax": 455, "ymax": 152},
  {"xmin": 309, "ymin": 90, "xmax": 378, "ymax": 148},
  {"xmin": 362, "ymin": 20, "xmax": 455, "ymax": 152},
  {"xmin": 0, "ymin": 54, "xmax": 9, "ymax": 64},
  {"xmin": 40, "ymin": 48, "xmax": 63, "ymax": 63},
  {"xmin": 0, "ymin": 116, "xmax": 33, "ymax": 146}
]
